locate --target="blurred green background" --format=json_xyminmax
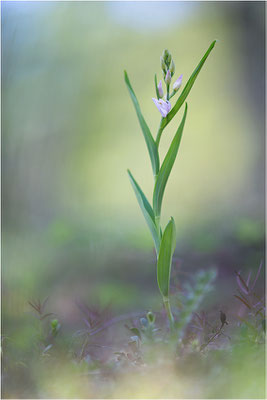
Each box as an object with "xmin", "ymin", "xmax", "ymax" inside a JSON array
[{"xmin": 2, "ymin": 1, "xmax": 265, "ymax": 335}]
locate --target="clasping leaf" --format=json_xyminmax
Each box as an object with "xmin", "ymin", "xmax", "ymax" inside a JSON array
[
  {"xmin": 157, "ymin": 217, "xmax": 176, "ymax": 298},
  {"xmin": 124, "ymin": 71, "xmax": 159, "ymax": 176},
  {"xmin": 153, "ymin": 103, "xmax": 188, "ymax": 217},
  {"xmin": 127, "ymin": 170, "xmax": 160, "ymax": 255}
]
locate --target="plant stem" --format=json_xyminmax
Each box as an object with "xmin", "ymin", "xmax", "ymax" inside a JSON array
[
  {"xmin": 169, "ymin": 90, "xmax": 176, "ymax": 99},
  {"xmin": 156, "ymin": 121, "xmax": 164, "ymax": 147},
  {"xmin": 200, "ymin": 326, "xmax": 223, "ymax": 351},
  {"xmin": 163, "ymin": 296, "xmax": 174, "ymax": 329},
  {"xmin": 166, "ymin": 83, "xmax": 170, "ymax": 101},
  {"xmin": 155, "ymin": 215, "xmax": 161, "ymax": 238}
]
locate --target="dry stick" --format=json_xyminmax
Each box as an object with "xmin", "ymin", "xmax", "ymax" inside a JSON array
[
  {"xmin": 87, "ymin": 311, "xmax": 147, "ymax": 336},
  {"xmin": 200, "ymin": 322, "xmax": 227, "ymax": 351},
  {"xmin": 206, "ymin": 320, "xmax": 231, "ymax": 341}
]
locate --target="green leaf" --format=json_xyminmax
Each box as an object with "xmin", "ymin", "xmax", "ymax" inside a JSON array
[
  {"xmin": 153, "ymin": 104, "xmax": 188, "ymax": 217},
  {"xmin": 154, "ymin": 73, "xmax": 160, "ymax": 100},
  {"xmin": 129, "ymin": 327, "xmax": 142, "ymax": 339},
  {"xmin": 124, "ymin": 71, "xmax": 160, "ymax": 176},
  {"xmin": 127, "ymin": 169, "xmax": 160, "ymax": 254},
  {"xmin": 159, "ymin": 40, "xmax": 216, "ymax": 131},
  {"xmin": 157, "ymin": 217, "xmax": 176, "ymax": 298}
]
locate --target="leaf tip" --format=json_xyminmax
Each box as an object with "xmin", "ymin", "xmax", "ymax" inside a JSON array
[
  {"xmin": 170, "ymin": 216, "xmax": 176, "ymax": 230},
  {"xmin": 124, "ymin": 70, "xmax": 128, "ymax": 81},
  {"xmin": 167, "ymin": 216, "xmax": 176, "ymax": 232},
  {"xmin": 209, "ymin": 40, "xmax": 217, "ymax": 51},
  {"xmin": 183, "ymin": 102, "xmax": 188, "ymax": 119}
]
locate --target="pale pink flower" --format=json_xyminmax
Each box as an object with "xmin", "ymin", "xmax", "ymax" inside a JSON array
[
  {"xmin": 152, "ymin": 98, "xmax": 171, "ymax": 118},
  {"xmin": 158, "ymin": 80, "xmax": 164, "ymax": 98},
  {"xmin": 165, "ymin": 69, "xmax": 171, "ymax": 84},
  {"xmin": 173, "ymin": 74, "xmax": 183, "ymax": 92}
]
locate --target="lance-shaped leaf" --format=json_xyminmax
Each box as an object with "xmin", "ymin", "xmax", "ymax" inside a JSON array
[
  {"xmin": 159, "ymin": 40, "xmax": 216, "ymax": 132},
  {"xmin": 124, "ymin": 71, "xmax": 159, "ymax": 176},
  {"xmin": 153, "ymin": 104, "xmax": 188, "ymax": 217},
  {"xmin": 127, "ymin": 170, "xmax": 160, "ymax": 254},
  {"xmin": 157, "ymin": 217, "xmax": 176, "ymax": 298}
]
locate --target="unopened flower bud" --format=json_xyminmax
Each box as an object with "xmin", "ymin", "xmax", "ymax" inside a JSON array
[
  {"xmin": 147, "ymin": 311, "xmax": 155, "ymax": 324},
  {"xmin": 173, "ymin": 74, "xmax": 183, "ymax": 91},
  {"xmin": 160, "ymin": 56, "xmax": 166, "ymax": 73},
  {"xmin": 158, "ymin": 80, "xmax": 164, "ymax": 98},
  {"xmin": 170, "ymin": 59, "xmax": 175, "ymax": 75},
  {"xmin": 167, "ymin": 52, "xmax": 172, "ymax": 64},
  {"xmin": 163, "ymin": 49, "xmax": 169, "ymax": 61},
  {"xmin": 165, "ymin": 69, "xmax": 171, "ymax": 85}
]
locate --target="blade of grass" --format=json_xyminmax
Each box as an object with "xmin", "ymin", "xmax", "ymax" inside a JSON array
[
  {"xmin": 251, "ymin": 261, "xmax": 263, "ymax": 290},
  {"xmin": 234, "ymin": 295, "xmax": 251, "ymax": 309},
  {"xmin": 235, "ymin": 270, "xmax": 249, "ymax": 294},
  {"xmin": 237, "ymin": 316, "xmax": 258, "ymax": 333}
]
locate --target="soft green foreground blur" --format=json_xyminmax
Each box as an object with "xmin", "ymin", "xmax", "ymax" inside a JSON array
[{"xmin": 2, "ymin": 4, "xmax": 265, "ymax": 396}]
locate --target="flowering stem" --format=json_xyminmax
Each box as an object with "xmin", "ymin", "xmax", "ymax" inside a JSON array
[
  {"xmin": 156, "ymin": 120, "xmax": 164, "ymax": 147},
  {"xmin": 169, "ymin": 90, "xmax": 176, "ymax": 99},
  {"xmin": 155, "ymin": 214, "xmax": 161, "ymax": 238},
  {"xmin": 155, "ymin": 71, "xmax": 171, "ymax": 146},
  {"xmin": 166, "ymin": 83, "xmax": 170, "ymax": 101}
]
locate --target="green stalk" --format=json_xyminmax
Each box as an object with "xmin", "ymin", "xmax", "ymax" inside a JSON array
[
  {"xmin": 163, "ymin": 296, "xmax": 174, "ymax": 328},
  {"xmin": 166, "ymin": 83, "xmax": 170, "ymax": 101},
  {"xmin": 155, "ymin": 111, "xmax": 175, "ymax": 328},
  {"xmin": 169, "ymin": 90, "xmax": 176, "ymax": 99},
  {"xmin": 156, "ymin": 122, "xmax": 164, "ymax": 147}
]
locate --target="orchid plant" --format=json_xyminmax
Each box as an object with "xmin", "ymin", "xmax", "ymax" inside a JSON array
[{"xmin": 124, "ymin": 41, "xmax": 216, "ymax": 328}]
